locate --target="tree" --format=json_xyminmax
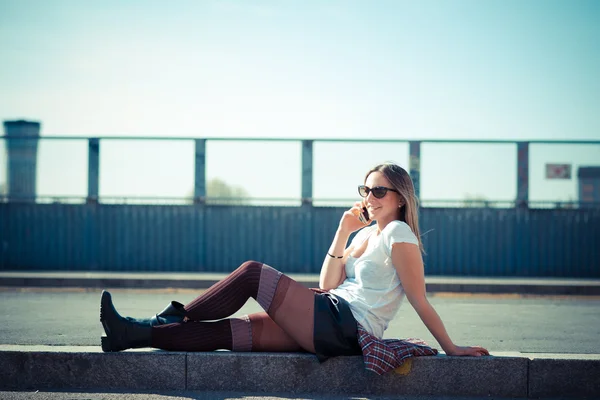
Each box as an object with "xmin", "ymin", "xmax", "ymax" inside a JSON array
[
  {"xmin": 188, "ymin": 178, "xmax": 250, "ymax": 205},
  {"xmin": 462, "ymin": 193, "xmax": 489, "ymax": 208}
]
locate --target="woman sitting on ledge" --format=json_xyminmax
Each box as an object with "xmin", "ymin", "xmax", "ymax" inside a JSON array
[{"xmin": 100, "ymin": 162, "xmax": 489, "ymax": 374}]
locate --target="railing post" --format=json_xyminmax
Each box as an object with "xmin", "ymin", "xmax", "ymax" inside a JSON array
[
  {"xmin": 4, "ymin": 120, "xmax": 40, "ymax": 202},
  {"xmin": 409, "ymin": 141, "xmax": 421, "ymax": 201},
  {"xmin": 194, "ymin": 139, "xmax": 206, "ymax": 204},
  {"xmin": 301, "ymin": 140, "xmax": 313, "ymax": 206},
  {"xmin": 87, "ymin": 138, "xmax": 99, "ymax": 204},
  {"xmin": 517, "ymin": 142, "xmax": 529, "ymax": 208}
]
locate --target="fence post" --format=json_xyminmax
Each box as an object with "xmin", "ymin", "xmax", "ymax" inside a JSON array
[
  {"xmin": 4, "ymin": 120, "xmax": 40, "ymax": 202},
  {"xmin": 301, "ymin": 140, "xmax": 313, "ymax": 206},
  {"xmin": 409, "ymin": 141, "xmax": 421, "ymax": 201},
  {"xmin": 517, "ymin": 142, "xmax": 529, "ymax": 208},
  {"xmin": 194, "ymin": 139, "xmax": 206, "ymax": 204},
  {"xmin": 300, "ymin": 140, "xmax": 314, "ymax": 271},
  {"xmin": 87, "ymin": 138, "xmax": 99, "ymax": 204}
]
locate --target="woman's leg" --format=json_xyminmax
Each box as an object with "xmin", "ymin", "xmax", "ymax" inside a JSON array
[
  {"xmin": 182, "ymin": 260, "xmax": 278, "ymax": 321},
  {"xmin": 151, "ymin": 312, "xmax": 304, "ymax": 352},
  {"xmin": 248, "ymin": 312, "xmax": 304, "ymax": 352},
  {"xmin": 101, "ymin": 260, "xmax": 316, "ymax": 353},
  {"xmin": 151, "ymin": 318, "xmax": 245, "ymax": 352},
  {"xmin": 175, "ymin": 260, "xmax": 316, "ymax": 352},
  {"xmin": 262, "ymin": 272, "xmax": 315, "ymax": 352}
]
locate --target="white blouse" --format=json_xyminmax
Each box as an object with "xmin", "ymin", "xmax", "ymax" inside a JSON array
[{"xmin": 330, "ymin": 220, "xmax": 419, "ymax": 338}]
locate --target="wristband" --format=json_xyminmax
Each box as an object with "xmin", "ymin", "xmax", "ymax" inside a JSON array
[{"xmin": 327, "ymin": 252, "xmax": 343, "ymax": 259}]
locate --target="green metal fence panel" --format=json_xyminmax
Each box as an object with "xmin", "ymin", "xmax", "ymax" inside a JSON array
[{"xmin": 1, "ymin": 203, "xmax": 598, "ymax": 277}]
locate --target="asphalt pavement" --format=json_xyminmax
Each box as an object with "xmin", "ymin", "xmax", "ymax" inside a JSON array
[{"xmin": 1, "ymin": 288, "xmax": 599, "ymax": 354}]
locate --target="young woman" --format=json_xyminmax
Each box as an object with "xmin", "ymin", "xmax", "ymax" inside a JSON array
[{"xmin": 100, "ymin": 162, "xmax": 488, "ymax": 372}]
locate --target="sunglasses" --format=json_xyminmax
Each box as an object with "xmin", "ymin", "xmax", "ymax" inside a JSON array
[{"xmin": 358, "ymin": 185, "xmax": 399, "ymax": 199}]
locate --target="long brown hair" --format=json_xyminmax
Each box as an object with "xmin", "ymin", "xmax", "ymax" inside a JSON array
[{"xmin": 365, "ymin": 162, "xmax": 425, "ymax": 254}]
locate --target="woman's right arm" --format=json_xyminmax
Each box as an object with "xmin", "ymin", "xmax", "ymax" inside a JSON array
[
  {"xmin": 319, "ymin": 202, "xmax": 366, "ymax": 290},
  {"xmin": 319, "ymin": 228, "xmax": 352, "ymax": 290}
]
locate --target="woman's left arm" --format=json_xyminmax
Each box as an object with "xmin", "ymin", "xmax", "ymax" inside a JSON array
[{"xmin": 392, "ymin": 243, "xmax": 489, "ymax": 357}]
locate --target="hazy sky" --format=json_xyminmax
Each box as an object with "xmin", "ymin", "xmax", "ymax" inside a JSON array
[{"xmin": 1, "ymin": 0, "xmax": 599, "ymax": 204}]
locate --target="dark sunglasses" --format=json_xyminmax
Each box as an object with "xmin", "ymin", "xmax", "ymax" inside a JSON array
[{"xmin": 358, "ymin": 185, "xmax": 399, "ymax": 199}]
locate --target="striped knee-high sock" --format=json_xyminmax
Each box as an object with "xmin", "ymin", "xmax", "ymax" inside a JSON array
[
  {"xmin": 183, "ymin": 261, "xmax": 282, "ymax": 321},
  {"xmin": 151, "ymin": 316, "xmax": 252, "ymax": 352}
]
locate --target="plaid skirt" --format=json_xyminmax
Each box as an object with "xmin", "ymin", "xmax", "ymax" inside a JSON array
[{"xmin": 312, "ymin": 289, "xmax": 362, "ymax": 362}]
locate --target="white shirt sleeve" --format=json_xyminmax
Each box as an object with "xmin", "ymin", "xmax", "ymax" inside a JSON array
[{"xmin": 382, "ymin": 221, "xmax": 419, "ymax": 257}]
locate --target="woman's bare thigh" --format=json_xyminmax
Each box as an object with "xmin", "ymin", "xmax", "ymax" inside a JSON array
[{"xmin": 248, "ymin": 312, "xmax": 305, "ymax": 352}]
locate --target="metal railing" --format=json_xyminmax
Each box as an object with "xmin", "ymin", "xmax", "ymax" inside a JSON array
[{"xmin": 1, "ymin": 133, "xmax": 600, "ymax": 208}]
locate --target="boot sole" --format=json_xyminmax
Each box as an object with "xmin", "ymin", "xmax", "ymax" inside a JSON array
[
  {"xmin": 100, "ymin": 336, "xmax": 114, "ymax": 352},
  {"xmin": 100, "ymin": 332, "xmax": 125, "ymax": 353}
]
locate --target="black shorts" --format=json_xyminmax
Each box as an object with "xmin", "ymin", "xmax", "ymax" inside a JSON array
[{"xmin": 312, "ymin": 291, "xmax": 362, "ymax": 362}]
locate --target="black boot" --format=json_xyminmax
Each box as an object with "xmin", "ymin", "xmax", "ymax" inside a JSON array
[
  {"xmin": 99, "ymin": 290, "xmax": 187, "ymax": 352},
  {"xmin": 149, "ymin": 300, "xmax": 187, "ymax": 326},
  {"xmin": 121, "ymin": 299, "xmax": 187, "ymax": 326}
]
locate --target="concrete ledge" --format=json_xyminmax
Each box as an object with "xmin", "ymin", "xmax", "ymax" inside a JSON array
[
  {"xmin": 1, "ymin": 346, "xmax": 599, "ymax": 397},
  {"xmin": 187, "ymin": 352, "xmax": 528, "ymax": 397},
  {"xmin": 529, "ymin": 358, "xmax": 600, "ymax": 398},
  {"xmin": 0, "ymin": 348, "xmax": 186, "ymax": 391},
  {"xmin": 2, "ymin": 272, "xmax": 599, "ymax": 295}
]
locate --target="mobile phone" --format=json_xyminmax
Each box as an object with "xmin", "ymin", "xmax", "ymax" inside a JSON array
[{"xmin": 359, "ymin": 206, "xmax": 370, "ymax": 225}]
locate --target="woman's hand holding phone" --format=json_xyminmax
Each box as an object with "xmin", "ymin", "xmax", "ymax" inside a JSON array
[{"xmin": 339, "ymin": 201, "xmax": 371, "ymax": 234}]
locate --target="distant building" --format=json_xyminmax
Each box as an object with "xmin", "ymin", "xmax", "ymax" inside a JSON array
[
  {"xmin": 578, "ymin": 166, "xmax": 600, "ymax": 206},
  {"xmin": 4, "ymin": 120, "xmax": 40, "ymax": 202}
]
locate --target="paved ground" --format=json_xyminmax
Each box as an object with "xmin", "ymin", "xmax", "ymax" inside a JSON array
[
  {"xmin": 2, "ymin": 272, "xmax": 599, "ymax": 295},
  {"xmin": 0, "ymin": 288, "xmax": 599, "ymax": 353}
]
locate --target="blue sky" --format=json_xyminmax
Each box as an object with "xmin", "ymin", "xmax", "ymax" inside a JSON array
[{"xmin": 1, "ymin": 0, "xmax": 599, "ymax": 204}]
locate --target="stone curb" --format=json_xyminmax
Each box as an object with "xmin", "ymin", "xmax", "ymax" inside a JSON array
[
  {"xmin": 1, "ymin": 348, "xmax": 599, "ymax": 398},
  {"xmin": 1, "ymin": 273, "xmax": 599, "ymax": 295}
]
